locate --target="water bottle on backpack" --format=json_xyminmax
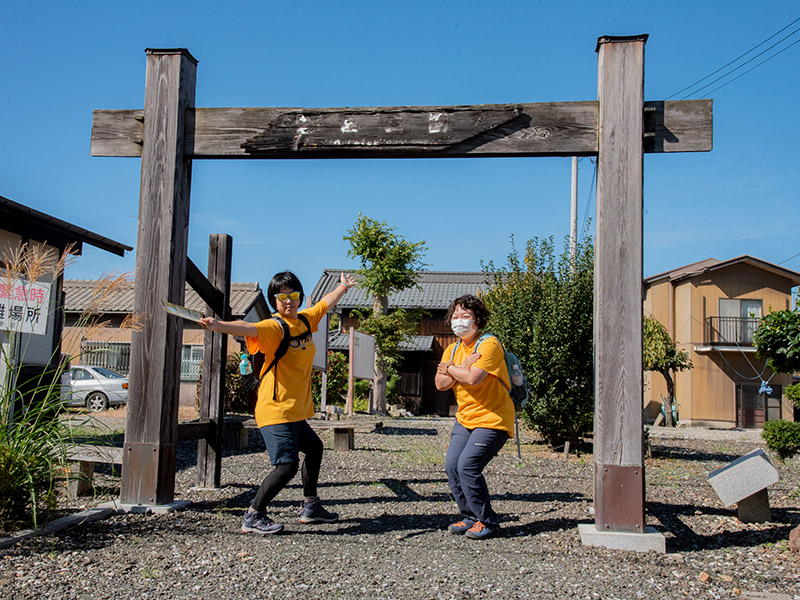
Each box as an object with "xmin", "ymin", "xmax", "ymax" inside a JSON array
[{"xmin": 239, "ymin": 352, "xmax": 253, "ymax": 376}]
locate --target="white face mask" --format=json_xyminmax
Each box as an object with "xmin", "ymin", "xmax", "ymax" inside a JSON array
[{"xmin": 451, "ymin": 318, "xmax": 476, "ymax": 337}]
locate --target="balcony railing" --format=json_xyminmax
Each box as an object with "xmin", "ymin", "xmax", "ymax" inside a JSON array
[{"xmin": 703, "ymin": 316, "xmax": 760, "ymax": 346}]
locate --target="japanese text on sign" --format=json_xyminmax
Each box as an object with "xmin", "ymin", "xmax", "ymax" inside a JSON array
[{"xmin": 0, "ymin": 277, "xmax": 51, "ymax": 336}]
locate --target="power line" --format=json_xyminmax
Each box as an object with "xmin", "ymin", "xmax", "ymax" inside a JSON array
[
  {"xmin": 778, "ymin": 250, "xmax": 800, "ymax": 266},
  {"xmin": 700, "ymin": 35, "xmax": 800, "ymax": 98},
  {"xmin": 667, "ymin": 16, "xmax": 800, "ymax": 100}
]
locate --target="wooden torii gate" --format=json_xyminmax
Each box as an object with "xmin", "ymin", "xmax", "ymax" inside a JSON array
[{"xmin": 91, "ymin": 36, "xmax": 712, "ymax": 550}]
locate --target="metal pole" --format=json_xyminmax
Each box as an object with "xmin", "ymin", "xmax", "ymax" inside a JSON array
[{"xmin": 570, "ymin": 156, "xmax": 578, "ymax": 265}]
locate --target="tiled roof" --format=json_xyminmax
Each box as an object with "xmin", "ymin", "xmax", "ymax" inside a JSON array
[
  {"xmin": 63, "ymin": 279, "xmax": 266, "ymax": 318},
  {"xmin": 644, "ymin": 255, "xmax": 800, "ymax": 286},
  {"xmin": 310, "ymin": 269, "xmax": 492, "ymax": 310},
  {"xmin": 327, "ymin": 331, "xmax": 434, "ymax": 352}
]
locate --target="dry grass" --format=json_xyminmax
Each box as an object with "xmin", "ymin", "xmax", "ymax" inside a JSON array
[{"xmin": 92, "ymin": 405, "xmax": 200, "ymax": 422}]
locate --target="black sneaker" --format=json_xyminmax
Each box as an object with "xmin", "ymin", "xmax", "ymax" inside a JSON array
[
  {"xmin": 299, "ymin": 500, "xmax": 339, "ymax": 524},
  {"xmin": 242, "ymin": 509, "xmax": 284, "ymax": 534}
]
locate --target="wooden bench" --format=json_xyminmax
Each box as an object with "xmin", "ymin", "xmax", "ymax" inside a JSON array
[
  {"xmin": 309, "ymin": 420, "xmax": 383, "ymax": 451},
  {"xmin": 65, "ymin": 445, "xmax": 124, "ymax": 497}
]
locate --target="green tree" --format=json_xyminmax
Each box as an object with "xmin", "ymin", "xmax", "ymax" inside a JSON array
[
  {"xmin": 643, "ymin": 315, "xmax": 693, "ymax": 427},
  {"xmin": 344, "ymin": 214, "xmax": 427, "ymax": 414},
  {"xmin": 752, "ymin": 307, "xmax": 800, "ymax": 375},
  {"xmin": 483, "ymin": 236, "xmax": 594, "ymax": 450}
]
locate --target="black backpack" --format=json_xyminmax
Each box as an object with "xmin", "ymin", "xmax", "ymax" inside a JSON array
[{"xmin": 240, "ymin": 314, "xmax": 311, "ymax": 399}]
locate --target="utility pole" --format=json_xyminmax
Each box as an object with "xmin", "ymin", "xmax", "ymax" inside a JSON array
[{"xmin": 570, "ymin": 156, "xmax": 578, "ymax": 266}]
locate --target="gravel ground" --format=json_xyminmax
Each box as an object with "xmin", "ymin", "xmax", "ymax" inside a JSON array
[{"xmin": 1, "ymin": 417, "xmax": 798, "ymax": 600}]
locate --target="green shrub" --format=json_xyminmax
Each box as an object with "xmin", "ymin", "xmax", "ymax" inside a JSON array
[
  {"xmin": 0, "ymin": 379, "xmax": 68, "ymax": 530},
  {"xmin": 194, "ymin": 353, "xmax": 258, "ymax": 414},
  {"xmin": 762, "ymin": 420, "xmax": 800, "ymax": 461},
  {"xmin": 353, "ymin": 379, "xmax": 371, "ymax": 412},
  {"xmin": 786, "ymin": 383, "xmax": 800, "ymax": 410},
  {"xmin": 483, "ymin": 235, "xmax": 594, "ymax": 449},
  {"xmin": 311, "ymin": 351, "xmax": 349, "ymax": 410}
]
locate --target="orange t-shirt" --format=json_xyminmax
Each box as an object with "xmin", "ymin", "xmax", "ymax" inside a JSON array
[
  {"xmin": 245, "ymin": 300, "xmax": 328, "ymax": 427},
  {"xmin": 442, "ymin": 335, "xmax": 515, "ymax": 437}
]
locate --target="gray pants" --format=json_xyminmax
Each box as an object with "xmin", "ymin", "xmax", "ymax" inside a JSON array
[{"xmin": 445, "ymin": 420, "xmax": 508, "ymax": 526}]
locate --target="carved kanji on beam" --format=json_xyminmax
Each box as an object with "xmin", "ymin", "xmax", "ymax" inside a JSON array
[{"xmin": 91, "ymin": 100, "xmax": 711, "ymax": 159}]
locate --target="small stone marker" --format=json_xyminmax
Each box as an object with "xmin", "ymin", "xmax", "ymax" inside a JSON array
[
  {"xmin": 789, "ymin": 524, "xmax": 800, "ymax": 551},
  {"xmin": 707, "ymin": 448, "xmax": 779, "ymax": 523}
]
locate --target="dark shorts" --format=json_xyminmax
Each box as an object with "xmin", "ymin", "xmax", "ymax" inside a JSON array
[{"xmin": 259, "ymin": 420, "xmax": 320, "ymax": 465}]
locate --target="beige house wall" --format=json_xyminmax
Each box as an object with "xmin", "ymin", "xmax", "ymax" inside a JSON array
[{"xmin": 644, "ymin": 262, "xmax": 797, "ymax": 427}]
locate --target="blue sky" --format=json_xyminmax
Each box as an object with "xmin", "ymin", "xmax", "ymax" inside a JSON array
[{"xmin": 2, "ymin": 1, "xmax": 799, "ymax": 297}]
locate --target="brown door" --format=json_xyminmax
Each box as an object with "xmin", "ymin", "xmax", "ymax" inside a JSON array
[{"xmin": 736, "ymin": 383, "xmax": 764, "ymax": 428}]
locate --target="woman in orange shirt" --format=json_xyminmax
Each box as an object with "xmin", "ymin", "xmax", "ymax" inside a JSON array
[
  {"xmin": 201, "ymin": 270, "xmax": 355, "ymax": 535},
  {"xmin": 435, "ymin": 294, "xmax": 514, "ymax": 540}
]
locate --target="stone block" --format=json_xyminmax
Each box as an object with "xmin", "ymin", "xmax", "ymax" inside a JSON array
[
  {"xmin": 736, "ymin": 488, "xmax": 772, "ymax": 523},
  {"xmin": 707, "ymin": 449, "xmax": 779, "ymax": 506},
  {"xmin": 708, "ymin": 448, "xmax": 780, "ymax": 524},
  {"xmin": 789, "ymin": 524, "xmax": 800, "ymax": 551}
]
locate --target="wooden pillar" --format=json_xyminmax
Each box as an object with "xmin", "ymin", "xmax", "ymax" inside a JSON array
[
  {"xmin": 593, "ymin": 35, "xmax": 647, "ymax": 533},
  {"xmin": 196, "ymin": 234, "xmax": 232, "ymax": 488},
  {"xmin": 346, "ymin": 328, "xmax": 355, "ymax": 416},
  {"xmin": 121, "ymin": 48, "xmax": 197, "ymax": 506}
]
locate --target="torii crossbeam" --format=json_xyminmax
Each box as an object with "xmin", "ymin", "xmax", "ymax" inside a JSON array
[{"xmin": 91, "ymin": 35, "xmax": 712, "ymax": 552}]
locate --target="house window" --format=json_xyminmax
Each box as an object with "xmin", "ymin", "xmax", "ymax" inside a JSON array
[
  {"xmin": 718, "ymin": 299, "xmax": 762, "ymax": 344},
  {"xmin": 181, "ymin": 345, "xmax": 204, "ymax": 382}
]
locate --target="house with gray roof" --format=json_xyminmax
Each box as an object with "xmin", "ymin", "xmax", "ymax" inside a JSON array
[
  {"xmin": 311, "ymin": 269, "xmax": 491, "ymax": 415},
  {"xmin": 62, "ymin": 279, "xmax": 269, "ymax": 406},
  {"xmin": 0, "ymin": 195, "xmax": 132, "ymax": 405}
]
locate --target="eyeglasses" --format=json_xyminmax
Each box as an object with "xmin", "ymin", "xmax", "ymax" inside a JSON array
[{"xmin": 275, "ymin": 291, "xmax": 301, "ymax": 303}]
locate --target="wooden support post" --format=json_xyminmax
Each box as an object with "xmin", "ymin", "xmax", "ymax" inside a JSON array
[
  {"xmin": 593, "ymin": 35, "xmax": 647, "ymax": 533},
  {"xmin": 196, "ymin": 234, "xmax": 232, "ymax": 489},
  {"xmin": 346, "ymin": 328, "xmax": 355, "ymax": 416},
  {"xmin": 120, "ymin": 48, "xmax": 197, "ymax": 506}
]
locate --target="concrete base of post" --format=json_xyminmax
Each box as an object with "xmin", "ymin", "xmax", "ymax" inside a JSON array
[
  {"xmin": 101, "ymin": 499, "xmax": 191, "ymax": 515},
  {"xmin": 578, "ymin": 524, "xmax": 666, "ymax": 553}
]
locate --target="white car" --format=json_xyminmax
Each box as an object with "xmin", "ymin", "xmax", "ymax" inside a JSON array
[{"xmin": 64, "ymin": 366, "xmax": 129, "ymax": 412}]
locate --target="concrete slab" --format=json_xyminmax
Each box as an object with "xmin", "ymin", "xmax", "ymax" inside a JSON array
[
  {"xmin": 707, "ymin": 448, "xmax": 779, "ymax": 506},
  {"xmin": 101, "ymin": 499, "xmax": 191, "ymax": 514},
  {"xmin": 578, "ymin": 524, "xmax": 666, "ymax": 553}
]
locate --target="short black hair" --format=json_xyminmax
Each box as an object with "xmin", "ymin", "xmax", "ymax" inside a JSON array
[
  {"xmin": 267, "ymin": 271, "xmax": 304, "ymax": 310},
  {"xmin": 445, "ymin": 294, "xmax": 489, "ymax": 330}
]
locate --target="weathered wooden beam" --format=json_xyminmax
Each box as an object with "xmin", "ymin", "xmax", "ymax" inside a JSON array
[
  {"xmin": 196, "ymin": 234, "xmax": 232, "ymax": 489},
  {"xmin": 186, "ymin": 257, "xmax": 226, "ymax": 317},
  {"xmin": 121, "ymin": 48, "xmax": 197, "ymax": 507},
  {"xmin": 91, "ymin": 99, "xmax": 711, "ymax": 159},
  {"xmin": 593, "ymin": 35, "xmax": 646, "ymax": 534},
  {"xmin": 177, "ymin": 419, "xmax": 212, "ymax": 442}
]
